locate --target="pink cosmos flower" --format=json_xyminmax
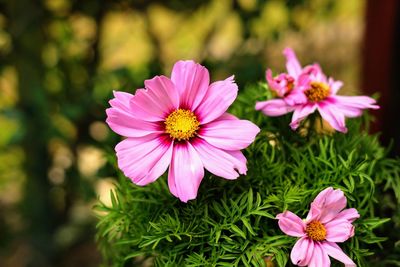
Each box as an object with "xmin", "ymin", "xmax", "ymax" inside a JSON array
[
  {"xmin": 256, "ymin": 48, "xmax": 379, "ymax": 133},
  {"xmin": 276, "ymin": 187, "xmax": 360, "ymax": 267},
  {"xmin": 256, "ymin": 48, "xmax": 312, "ymax": 115},
  {"xmin": 288, "ymin": 67, "xmax": 379, "ymax": 133},
  {"xmin": 106, "ymin": 60, "xmax": 260, "ymax": 202}
]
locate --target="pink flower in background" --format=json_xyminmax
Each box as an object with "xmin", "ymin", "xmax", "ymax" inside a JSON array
[
  {"xmin": 289, "ymin": 65, "xmax": 379, "ymax": 133},
  {"xmin": 276, "ymin": 187, "xmax": 360, "ymax": 267},
  {"xmin": 106, "ymin": 60, "xmax": 260, "ymax": 202},
  {"xmin": 256, "ymin": 48, "xmax": 312, "ymax": 116},
  {"xmin": 256, "ymin": 48, "xmax": 379, "ymax": 133}
]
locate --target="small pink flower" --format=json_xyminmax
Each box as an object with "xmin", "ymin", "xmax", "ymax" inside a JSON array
[
  {"xmin": 266, "ymin": 71, "xmax": 295, "ymax": 99},
  {"xmin": 256, "ymin": 48, "xmax": 309, "ymax": 115},
  {"xmin": 256, "ymin": 48, "xmax": 379, "ymax": 133},
  {"xmin": 267, "ymin": 47, "xmax": 317, "ymax": 97},
  {"xmin": 289, "ymin": 66, "xmax": 379, "ymax": 133},
  {"xmin": 276, "ymin": 187, "xmax": 360, "ymax": 267},
  {"xmin": 106, "ymin": 60, "xmax": 260, "ymax": 202}
]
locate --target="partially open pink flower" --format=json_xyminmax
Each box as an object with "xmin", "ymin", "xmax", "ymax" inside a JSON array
[
  {"xmin": 266, "ymin": 71, "xmax": 295, "ymax": 99},
  {"xmin": 106, "ymin": 60, "xmax": 260, "ymax": 202},
  {"xmin": 276, "ymin": 187, "xmax": 360, "ymax": 267},
  {"xmin": 256, "ymin": 48, "xmax": 379, "ymax": 133},
  {"xmin": 256, "ymin": 48, "xmax": 310, "ymax": 115}
]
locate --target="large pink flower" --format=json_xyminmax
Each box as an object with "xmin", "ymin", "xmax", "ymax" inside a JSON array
[
  {"xmin": 106, "ymin": 60, "xmax": 260, "ymax": 202},
  {"xmin": 276, "ymin": 187, "xmax": 360, "ymax": 267},
  {"xmin": 256, "ymin": 48, "xmax": 379, "ymax": 133}
]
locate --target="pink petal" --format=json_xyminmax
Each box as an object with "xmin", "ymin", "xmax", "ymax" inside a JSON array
[
  {"xmin": 227, "ymin": 150, "xmax": 247, "ymax": 168},
  {"xmin": 321, "ymin": 242, "xmax": 356, "ymax": 267},
  {"xmin": 329, "ymin": 95, "xmax": 378, "ymax": 118},
  {"xmin": 317, "ymin": 103, "xmax": 347, "ymax": 133},
  {"xmin": 305, "ymin": 205, "xmax": 322, "ymax": 223},
  {"xmin": 333, "ymin": 95, "xmax": 379, "ymax": 110},
  {"xmin": 106, "ymin": 109, "xmax": 162, "ymax": 137},
  {"xmin": 296, "ymin": 71, "xmax": 312, "ymax": 90},
  {"xmin": 311, "ymin": 64, "xmax": 328, "ymax": 83},
  {"xmin": 198, "ymin": 117, "xmax": 260, "ymax": 151},
  {"xmin": 334, "ymin": 208, "xmax": 360, "ymax": 223},
  {"xmin": 129, "ymin": 76, "xmax": 179, "ymax": 122},
  {"xmin": 284, "ymin": 89, "xmax": 308, "ymax": 105},
  {"xmin": 115, "ymin": 134, "xmax": 172, "ymax": 185},
  {"xmin": 265, "ymin": 70, "xmax": 290, "ymax": 97},
  {"xmin": 311, "ymin": 187, "xmax": 347, "ymax": 223},
  {"xmin": 266, "ymin": 69, "xmax": 281, "ymax": 92},
  {"xmin": 106, "ymin": 91, "xmax": 162, "ymax": 137},
  {"xmin": 283, "ymin": 47, "xmax": 302, "ymax": 79},
  {"xmin": 290, "ymin": 237, "xmax": 314, "ymax": 266},
  {"xmin": 171, "ymin": 60, "xmax": 210, "ymax": 110},
  {"xmin": 140, "ymin": 141, "xmax": 174, "ymax": 186},
  {"xmin": 167, "ymin": 142, "xmax": 204, "ymax": 202},
  {"xmin": 312, "ymin": 187, "xmax": 338, "ymax": 206},
  {"xmin": 336, "ymin": 105, "xmax": 363, "ymax": 118},
  {"xmin": 308, "ymin": 242, "xmax": 330, "ymax": 267},
  {"xmin": 255, "ymin": 99, "xmax": 296, "ymax": 116},
  {"xmin": 328, "ymin": 78, "xmax": 343, "ymax": 94},
  {"xmin": 195, "ymin": 75, "xmax": 238, "ymax": 124},
  {"xmin": 109, "ymin": 91, "xmax": 135, "ymax": 112},
  {"xmin": 302, "ymin": 64, "xmax": 322, "ymax": 77},
  {"xmin": 325, "ymin": 219, "xmax": 354, "ymax": 242},
  {"xmin": 290, "ymin": 104, "xmax": 317, "ymax": 130},
  {"xmin": 218, "ymin": 112, "xmax": 239, "ymax": 120},
  {"xmin": 192, "ymin": 138, "xmax": 247, "ymax": 180},
  {"xmin": 276, "ymin": 211, "xmax": 306, "ymax": 237}
]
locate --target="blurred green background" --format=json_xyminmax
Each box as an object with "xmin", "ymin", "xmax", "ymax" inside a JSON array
[{"xmin": 0, "ymin": 0, "xmax": 386, "ymax": 266}]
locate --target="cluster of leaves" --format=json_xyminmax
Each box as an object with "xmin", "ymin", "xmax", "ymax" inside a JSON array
[{"xmin": 95, "ymin": 84, "xmax": 400, "ymax": 266}]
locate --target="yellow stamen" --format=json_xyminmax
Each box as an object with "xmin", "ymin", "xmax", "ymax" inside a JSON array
[
  {"xmin": 305, "ymin": 81, "xmax": 330, "ymax": 102},
  {"xmin": 164, "ymin": 109, "xmax": 200, "ymax": 141},
  {"xmin": 306, "ymin": 221, "xmax": 327, "ymax": 241}
]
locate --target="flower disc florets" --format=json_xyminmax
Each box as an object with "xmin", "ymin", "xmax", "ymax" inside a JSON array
[
  {"xmin": 165, "ymin": 109, "xmax": 200, "ymax": 141},
  {"xmin": 305, "ymin": 81, "xmax": 330, "ymax": 102},
  {"xmin": 306, "ymin": 220, "xmax": 327, "ymax": 241}
]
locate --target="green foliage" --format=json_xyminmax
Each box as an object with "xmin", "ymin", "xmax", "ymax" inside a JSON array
[{"xmin": 95, "ymin": 83, "xmax": 400, "ymax": 266}]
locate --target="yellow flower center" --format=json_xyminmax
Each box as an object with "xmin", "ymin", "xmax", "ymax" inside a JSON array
[
  {"xmin": 305, "ymin": 81, "xmax": 330, "ymax": 102},
  {"xmin": 164, "ymin": 109, "xmax": 200, "ymax": 141},
  {"xmin": 306, "ymin": 221, "xmax": 327, "ymax": 242}
]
